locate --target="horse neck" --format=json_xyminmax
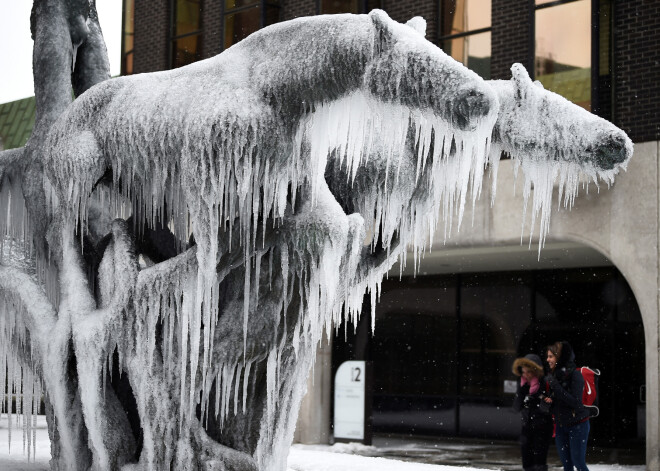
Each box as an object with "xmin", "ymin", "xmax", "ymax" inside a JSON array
[{"xmin": 238, "ymin": 15, "xmax": 377, "ymax": 121}]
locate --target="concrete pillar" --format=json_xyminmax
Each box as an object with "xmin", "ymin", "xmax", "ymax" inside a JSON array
[{"xmin": 293, "ymin": 332, "xmax": 332, "ymax": 444}]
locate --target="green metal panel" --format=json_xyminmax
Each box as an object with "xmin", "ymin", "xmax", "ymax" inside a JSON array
[{"xmin": 0, "ymin": 97, "xmax": 36, "ymax": 150}]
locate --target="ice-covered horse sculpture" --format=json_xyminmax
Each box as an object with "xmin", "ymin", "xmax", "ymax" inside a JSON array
[{"xmin": 0, "ymin": 8, "xmax": 631, "ymax": 471}]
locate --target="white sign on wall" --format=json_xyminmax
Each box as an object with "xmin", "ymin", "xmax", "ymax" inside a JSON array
[{"xmin": 334, "ymin": 360, "xmax": 366, "ymax": 440}]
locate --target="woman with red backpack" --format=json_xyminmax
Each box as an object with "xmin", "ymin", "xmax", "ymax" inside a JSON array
[
  {"xmin": 512, "ymin": 353, "xmax": 554, "ymax": 471},
  {"xmin": 544, "ymin": 341, "xmax": 591, "ymax": 471}
]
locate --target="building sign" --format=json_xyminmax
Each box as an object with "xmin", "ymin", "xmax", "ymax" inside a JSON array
[
  {"xmin": 334, "ymin": 360, "xmax": 367, "ymax": 441},
  {"xmin": 504, "ymin": 379, "xmax": 518, "ymax": 394}
]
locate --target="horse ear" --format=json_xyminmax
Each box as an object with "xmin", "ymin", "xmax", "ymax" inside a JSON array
[
  {"xmin": 511, "ymin": 63, "xmax": 533, "ymax": 100},
  {"xmin": 405, "ymin": 17, "xmax": 426, "ymax": 37},
  {"xmin": 369, "ymin": 9, "xmax": 394, "ymax": 45}
]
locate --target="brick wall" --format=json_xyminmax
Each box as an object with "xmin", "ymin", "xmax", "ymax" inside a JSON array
[
  {"xmin": 381, "ymin": 0, "xmax": 437, "ymax": 43},
  {"xmin": 491, "ymin": 0, "xmax": 532, "ymax": 80},
  {"xmin": 282, "ymin": 0, "xmax": 316, "ymax": 21},
  {"xmin": 133, "ymin": 0, "xmax": 170, "ymax": 73},
  {"xmin": 203, "ymin": 1, "xmax": 223, "ymax": 59},
  {"xmin": 613, "ymin": 0, "xmax": 660, "ymax": 143}
]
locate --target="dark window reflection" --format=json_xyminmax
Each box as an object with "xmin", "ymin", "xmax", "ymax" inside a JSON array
[
  {"xmin": 320, "ymin": 0, "xmax": 359, "ymax": 14},
  {"xmin": 222, "ymin": 1, "xmax": 281, "ymax": 50},
  {"xmin": 173, "ymin": 34, "xmax": 202, "ymax": 68},
  {"xmin": 225, "ymin": 0, "xmax": 258, "ymax": 9},
  {"xmin": 372, "ymin": 278, "xmax": 458, "ymax": 434},
  {"xmin": 535, "ymin": 0, "xmax": 591, "ymax": 110},
  {"xmin": 224, "ymin": 7, "xmax": 261, "ymax": 49},
  {"xmin": 175, "ymin": 0, "xmax": 202, "ymax": 36},
  {"xmin": 171, "ymin": 0, "xmax": 203, "ymax": 68}
]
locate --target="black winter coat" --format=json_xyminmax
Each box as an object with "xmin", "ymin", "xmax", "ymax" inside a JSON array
[
  {"xmin": 512, "ymin": 377, "xmax": 553, "ymax": 429},
  {"xmin": 547, "ymin": 342, "xmax": 590, "ymax": 427}
]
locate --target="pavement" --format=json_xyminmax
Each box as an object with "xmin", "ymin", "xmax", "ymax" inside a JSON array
[
  {"xmin": 1, "ymin": 415, "xmax": 647, "ymax": 470},
  {"xmin": 344, "ymin": 434, "xmax": 646, "ymax": 470}
]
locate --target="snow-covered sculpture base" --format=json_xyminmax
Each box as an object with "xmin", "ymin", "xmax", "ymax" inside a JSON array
[{"xmin": 0, "ymin": 9, "xmax": 631, "ymax": 471}]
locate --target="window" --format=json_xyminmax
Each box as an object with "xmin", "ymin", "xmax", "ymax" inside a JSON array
[
  {"xmin": 319, "ymin": 0, "xmax": 381, "ymax": 14},
  {"xmin": 438, "ymin": 0, "xmax": 492, "ymax": 80},
  {"xmin": 534, "ymin": 0, "xmax": 612, "ymax": 115},
  {"xmin": 121, "ymin": 0, "xmax": 134, "ymax": 75},
  {"xmin": 171, "ymin": 0, "xmax": 203, "ymax": 68},
  {"xmin": 222, "ymin": 0, "xmax": 280, "ymax": 51},
  {"xmin": 320, "ymin": 0, "xmax": 359, "ymax": 14}
]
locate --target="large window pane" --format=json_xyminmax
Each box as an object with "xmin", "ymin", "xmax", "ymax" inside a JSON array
[
  {"xmin": 366, "ymin": 0, "xmax": 381, "ymax": 12},
  {"xmin": 225, "ymin": 0, "xmax": 258, "ymax": 9},
  {"xmin": 175, "ymin": 0, "xmax": 202, "ymax": 36},
  {"xmin": 458, "ymin": 273, "xmax": 531, "ymax": 437},
  {"xmin": 123, "ymin": 0, "xmax": 134, "ymax": 49},
  {"xmin": 122, "ymin": 0, "xmax": 134, "ymax": 75},
  {"xmin": 441, "ymin": 31, "xmax": 491, "ymax": 79},
  {"xmin": 224, "ymin": 6, "xmax": 261, "ymax": 49},
  {"xmin": 265, "ymin": 5, "xmax": 280, "ymax": 27},
  {"xmin": 173, "ymin": 34, "xmax": 202, "ymax": 68},
  {"xmin": 535, "ymin": 0, "xmax": 591, "ymax": 110},
  {"xmin": 440, "ymin": 0, "xmax": 491, "ymax": 36},
  {"xmin": 320, "ymin": 0, "xmax": 359, "ymax": 14},
  {"xmin": 371, "ymin": 278, "xmax": 458, "ymax": 435},
  {"xmin": 124, "ymin": 52, "xmax": 134, "ymax": 75}
]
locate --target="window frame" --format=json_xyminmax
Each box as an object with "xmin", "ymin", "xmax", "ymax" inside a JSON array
[
  {"xmin": 437, "ymin": 0, "xmax": 493, "ymax": 79},
  {"xmin": 169, "ymin": 0, "xmax": 205, "ymax": 69},
  {"xmin": 220, "ymin": 0, "xmax": 281, "ymax": 52}
]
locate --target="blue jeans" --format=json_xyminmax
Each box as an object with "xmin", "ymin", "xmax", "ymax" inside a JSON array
[{"xmin": 555, "ymin": 420, "xmax": 590, "ymax": 471}]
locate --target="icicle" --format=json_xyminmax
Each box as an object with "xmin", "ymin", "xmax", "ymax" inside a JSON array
[{"xmin": 242, "ymin": 360, "xmax": 252, "ymax": 414}]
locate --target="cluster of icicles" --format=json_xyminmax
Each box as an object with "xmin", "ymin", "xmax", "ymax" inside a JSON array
[
  {"xmin": 0, "ymin": 87, "xmax": 621, "ymax": 466},
  {"xmin": 0, "ymin": 274, "xmax": 44, "ymax": 462}
]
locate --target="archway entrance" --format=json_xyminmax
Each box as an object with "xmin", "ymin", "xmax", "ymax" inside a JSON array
[{"xmin": 333, "ymin": 246, "xmax": 646, "ymax": 446}]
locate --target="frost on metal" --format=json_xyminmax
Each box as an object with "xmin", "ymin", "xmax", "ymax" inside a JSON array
[{"xmin": 0, "ymin": 4, "xmax": 631, "ymax": 471}]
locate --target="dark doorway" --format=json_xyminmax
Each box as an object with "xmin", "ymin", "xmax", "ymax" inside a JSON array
[{"xmin": 333, "ymin": 266, "xmax": 645, "ymax": 447}]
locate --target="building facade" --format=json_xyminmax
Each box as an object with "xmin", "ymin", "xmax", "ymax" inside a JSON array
[{"xmin": 120, "ymin": 0, "xmax": 659, "ymax": 467}]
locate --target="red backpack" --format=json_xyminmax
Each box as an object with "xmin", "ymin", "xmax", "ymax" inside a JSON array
[{"xmin": 580, "ymin": 366, "xmax": 600, "ymax": 417}]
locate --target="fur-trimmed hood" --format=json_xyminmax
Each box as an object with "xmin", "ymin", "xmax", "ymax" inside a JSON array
[{"xmin": 512, "ymin": 353, "xmax": 544, "ymax": 377}]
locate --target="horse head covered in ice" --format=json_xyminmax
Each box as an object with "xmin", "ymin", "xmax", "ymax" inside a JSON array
[
  {"xmin": 326, "ymin": 62, "xmax": 632, "ymax": 265},
  {"xmin": 0, "ymin": 9, "xmax": 632, "ymax": 471}
]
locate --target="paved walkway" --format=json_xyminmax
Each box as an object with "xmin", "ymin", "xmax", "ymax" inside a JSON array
[{"xmin": 367, "ymin": 434, "xmax": 646, "ymax": 470}]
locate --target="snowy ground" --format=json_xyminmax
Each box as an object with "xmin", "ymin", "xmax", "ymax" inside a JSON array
[{"xmin": 0, "ymin": 416, "xmax": 645, "ymax": 471}]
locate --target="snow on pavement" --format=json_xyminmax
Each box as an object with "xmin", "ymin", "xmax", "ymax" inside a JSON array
[
  {"xmin": 287, "ymin": 446, "xmax": 485, "ymax": 471},
  {"xmin": 0, "ymin": 416, "xmax": 646, "ymax": 471},
  {"xmin": 0, "ymin": 416, "xmax": 50, "ymax": 471}
]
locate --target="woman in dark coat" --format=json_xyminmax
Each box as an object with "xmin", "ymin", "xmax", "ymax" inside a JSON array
[
  {"xmin": 512, "ymin": 353, "xmax": 554, "ymax": 471},
  {"xmin": 544, "ymin": 341, "xmax": 590, "ymax": 471}
]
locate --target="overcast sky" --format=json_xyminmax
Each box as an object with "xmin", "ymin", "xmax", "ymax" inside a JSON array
[{"xmin": 0, "ymin": 0, "xmax": 122, "ymax": 104}]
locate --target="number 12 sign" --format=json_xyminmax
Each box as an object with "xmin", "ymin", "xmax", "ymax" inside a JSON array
[{"xmin": 334, "ymin": 360, "xmax": 366, "ymax": 441}]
